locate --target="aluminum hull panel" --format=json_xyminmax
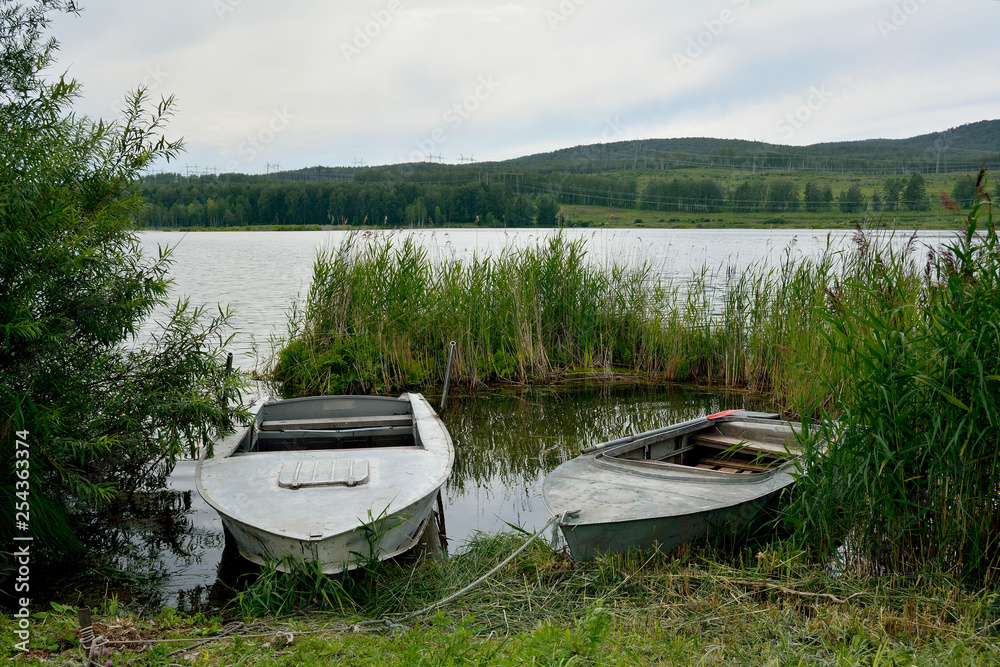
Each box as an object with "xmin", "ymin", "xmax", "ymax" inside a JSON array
[
  {"xmin": 196, "ymin": 393, "xmax": 453, "ymax": 574},
  {"xmin": 558, "ymin": 489, "xmax": 780, "ymax": 561},
  {"xmin": 543, "ymin": 413, "xmax": 804, "ymax": 561},
  {"xmin": 219, "ymin": 492, "xmax": 437, "ymax": 573}
]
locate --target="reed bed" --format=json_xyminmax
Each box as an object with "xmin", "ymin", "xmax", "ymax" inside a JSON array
[
  {"xmin": 272, "ymin": 230, "xmax": 853, "ymax": 412},
  {"xmin": 270, "ymin": 223, "xmax": 929, "ymax": 417},
  {"xmin": 789, "ymin": 175, "xmax": 1000, "ymax": 584},
  {"xmin": 272, "ymin": 173, "xmax": 999, "ymax": 584}
]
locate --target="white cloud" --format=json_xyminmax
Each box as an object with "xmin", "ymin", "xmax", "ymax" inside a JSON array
[{"xmin": 44, "ymin": 0, "xmax": 1000, "ymax": 172}]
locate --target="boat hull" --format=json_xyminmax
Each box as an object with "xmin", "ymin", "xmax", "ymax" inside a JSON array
[
  {"xmin": 196, "ymin": 393, "xmax": 453, "ymax": 574},
  {"xmin": 543, "ymin": 412, "xmax": 803, "ymax": 561},
  {"xmin": 219, "ymin": 491, "xmax": 438, "ymax": 574},
  {"xmin": 558, "ymin": 487, "xmax": 781, "ymax": 561}
]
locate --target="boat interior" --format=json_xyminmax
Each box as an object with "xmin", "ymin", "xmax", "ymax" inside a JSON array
[
  {"xmin": 608, "ymin": 421, "xmax": 799, "ymax": 474},
  {"xmin": 234, "ymin": 413, "xmax": 421, "ymax": 453}
]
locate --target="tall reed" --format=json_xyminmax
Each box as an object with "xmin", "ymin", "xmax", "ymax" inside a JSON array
[
  {"xmin": 789, "ymin": 171, "xmax": 1000, "ymax": 584},
  {"xmin": 271, "ymin": 228, "xmax": 876, "ymax": 413},
  {"xmin": 274, "ymin": 232, "xmax": 692, "ymax": 395},
  {"xmin": 272, "ymin": 174, "xmax": 1000, "ymax": 584}
]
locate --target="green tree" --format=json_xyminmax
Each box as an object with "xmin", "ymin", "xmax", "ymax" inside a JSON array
[
  {"xmin": 730, "ymin": 179, "xmax": 767, "ymax": 213},
  {"xmin": 870, "ymin": 189, "xmax": 883, "ymax": 212},
  {"xmin": 803, "ymin": 181, "xmax": 834, "ymax": 213},
  {"xmin": 903, "ymin": 173, "xmax": 928, "ymax": 211},
  {"xmin": 1, "ymin": 1, "xmax": 248, "ymax": 557},
  {"xmin": 765, "ymin": 179, "xmax": 799, "ymax": 212},
  {"xmin": 883, "ymin": 177, "xmax": 906, "ymax": 211},
  {"xmin": 535, "ymin": 195, "xmax": 558, "ymax": 226},
  {"xmin": 952, "ymin": 174, "xmax": 978, "ymax": 208},
  {"xmin": 838, "ymin": 183, "xmax": 865, "ymax": 214}
]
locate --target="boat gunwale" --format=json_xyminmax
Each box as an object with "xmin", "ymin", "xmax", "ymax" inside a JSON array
[
  {"xmin": 590, "ymin": 415, "xmax": 803, "ymax": 483},
  {"xmin": 195, "ymin": 393, "xmax": 453, "ymax": 543}
]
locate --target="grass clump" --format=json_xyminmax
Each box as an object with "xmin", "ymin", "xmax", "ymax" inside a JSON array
[
  {"xmin": 269, "ymin": 220, "xmax": 931, "ymax": 415},
  {"xmin": 272, "ymin": 231, "xmax": 683, "ymax": 395},
  {"xmin": 790, "ymin": 171, "xmax": 1000, "ymax": 584},
  {"xmin": 11, "ymin": 535, "xmax": 1000, "ymax": 665}
]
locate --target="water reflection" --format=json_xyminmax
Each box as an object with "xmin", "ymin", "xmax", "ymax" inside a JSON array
[
  {"xmin": 438, "ymin": 382, "xmax": 765, "ymax": 548},
  {"xmin": 43, "ymin": 383, "xmax": 766, "ymax": 610}
]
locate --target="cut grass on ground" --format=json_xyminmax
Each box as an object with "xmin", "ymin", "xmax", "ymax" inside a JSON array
[{"xmin": 8, "ymin": 536, "xmax": 999, "ymax": 666}]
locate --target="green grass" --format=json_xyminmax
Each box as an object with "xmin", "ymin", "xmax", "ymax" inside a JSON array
[
  {"xmin": 273, "ymin": 231, "xmax": 698, "ymax": 397},
  {"xmin": 269, "ymin": 217, "xmax": 915, "ymax": 416},
  {"xmin": 8, "ymin": 536, "xmax": 1000, "ymax": 665},
  {"xmin": 558, "ymin": 203, "xmax": 953, "ymax": 229}
]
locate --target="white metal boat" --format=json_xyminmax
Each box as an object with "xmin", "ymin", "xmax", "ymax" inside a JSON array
[
  {"xmin": 542, "ymin": 410, "xmax": 804, "ymax": 561},
  {"xmin": 196, "ymin": 393, "xmax": 454, "ymax": 574}
]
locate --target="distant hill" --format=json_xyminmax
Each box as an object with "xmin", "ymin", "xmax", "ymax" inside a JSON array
[
  {"xmin": 500, "ymin": 119, "xmax": 1000, "ymax": 175},
  {"xmin": 144, "ymin": 119, "xmax": 1000, "ymax": 229},
  {"xmin": 258, "ymin": 120, "xmax": 1000, "ymax": 182}
]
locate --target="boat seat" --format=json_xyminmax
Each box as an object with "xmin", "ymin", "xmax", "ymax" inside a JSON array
[
  {"xmin": 695, "ymin": 462, "xmax": 754, "ymax": 474},
  {"xmin": 695, "ymin": 455, "xmax": 774, "ymax": 473},
  {"xmin": 260, "ymin": 414, "xmax": 413, "ymax": 431},
  {"xmin": 690, "ymin": 431, "xmax": 795, "ymax": 457}
]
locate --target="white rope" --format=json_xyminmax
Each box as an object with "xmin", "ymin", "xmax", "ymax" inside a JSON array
[
  {"xmin": 81, "ymin": 513, "xmax": 566, "ymax": 652},
  {"xmin": 372, "ymin": 512, "xmax": 565, "ymax": 631}
]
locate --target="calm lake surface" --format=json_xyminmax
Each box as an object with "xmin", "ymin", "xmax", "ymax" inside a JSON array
[{"xmin": 126, "ymin": 227, "xmax": 952, "ymax": 609}]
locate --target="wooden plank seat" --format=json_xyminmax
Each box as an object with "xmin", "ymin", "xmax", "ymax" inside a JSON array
[
  {"xmin": 695, "ymin": 463, "xmax": 754, "ymax": 474},
  {"xmin": 690, "ymin": 431, "xmax": 796, "ymax": 457},
  {"xmin": 260, "ymin": 414, "xmax": 413, "ymax": 432},
  {"xmin": 695, "ymin": 455, "xmax": 774, "ymax": 473}
]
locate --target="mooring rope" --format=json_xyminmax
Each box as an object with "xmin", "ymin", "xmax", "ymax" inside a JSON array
[
  {"xmin": 77, "ymin": 512, "xmax": 567, "ymax": 658},
  {"xmin": 376, "ymin": 512, "xmax": 565, "ymax": 630}
]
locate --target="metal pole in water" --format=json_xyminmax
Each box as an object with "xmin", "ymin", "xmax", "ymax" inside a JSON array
[
  {"xmin": 222, "ymin": 352, "xmax": 234, "ymax": 433},
  {"xmin": 222, "ymin": 352, "xmax": 233, "ymax": 404},
  {"xmin": 439, "ymin": 341, "xmax": 456, "ymax": 414}
]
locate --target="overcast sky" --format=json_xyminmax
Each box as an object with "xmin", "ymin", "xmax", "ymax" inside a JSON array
[{"xmin": 47, "ymin": 0, "xmax": 1000, "ymax": 174}]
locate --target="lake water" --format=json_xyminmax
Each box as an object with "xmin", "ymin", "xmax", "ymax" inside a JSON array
[
  {"xmin": 138, "ymin": 226, "xmax": 953, "ymax": 369},
  {"xmin": 123, "ymin": 226, "xmax": 953, "ymax": 609}
]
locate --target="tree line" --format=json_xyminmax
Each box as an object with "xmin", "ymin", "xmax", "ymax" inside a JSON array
[
  {"xmin": 639, "ymin": 173, "xmax": 935, "ymax": 214},
  {"xmin": 140, "ymin": 170, "xmax": 973, "ymax": 227}
]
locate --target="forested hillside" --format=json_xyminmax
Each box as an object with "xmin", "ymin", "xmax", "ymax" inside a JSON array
[
  {"xmin": 140, "ymin": 120, "xmax": 999, "ymax": 228},
  {"xmin": 508, "ymin": 120, "xmax": 1000, "ymax": 174}
]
